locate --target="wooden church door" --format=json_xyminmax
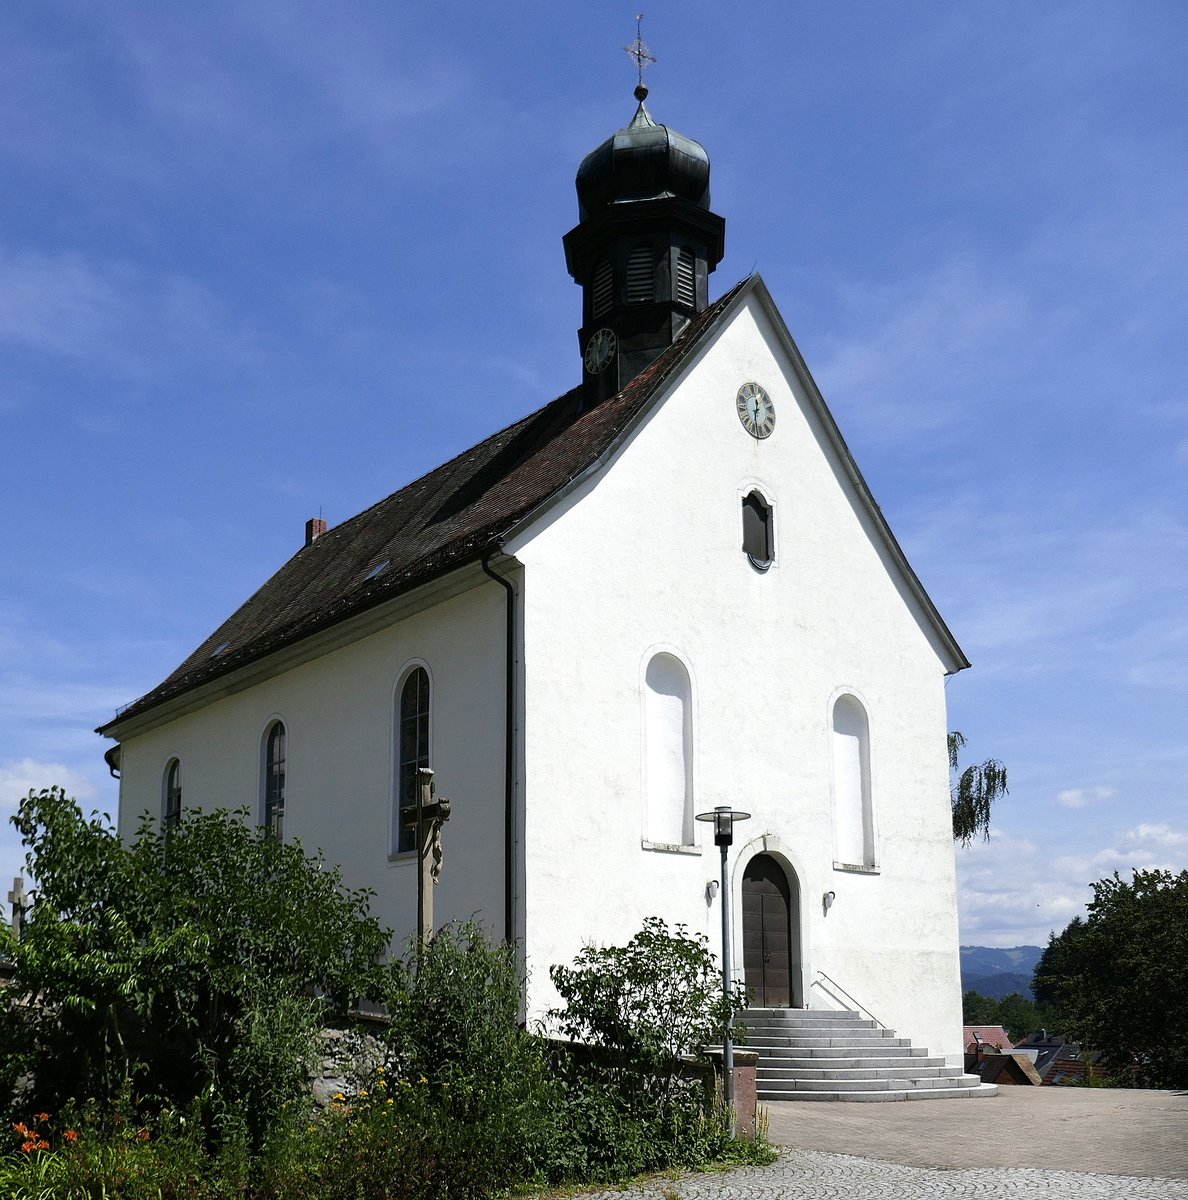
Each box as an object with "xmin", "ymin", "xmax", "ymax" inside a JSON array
[{"xmin": 742, "ymin": 854, "xmax": 799, "ymax": 1007}]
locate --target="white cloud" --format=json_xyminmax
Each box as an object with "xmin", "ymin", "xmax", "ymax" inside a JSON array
[
  {"xmin": 0, "ymin": 759, "xmax": 97, "ymax": 811},
  {"xmin": 1122, "ymin": 823, "xmax": 1188, "ymax": 852},
  {"xmin": 1056, "ymin": 785, "xmax": 1117, "ymax": 809},
  {"xmin": 959, "ymin": 818, "xmax": 1188, "ymax": 945}
]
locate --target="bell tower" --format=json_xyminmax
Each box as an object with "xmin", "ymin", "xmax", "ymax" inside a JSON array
[{"xmin": 563, "ymin": 79, "xmax": 726, "ymax": 407}]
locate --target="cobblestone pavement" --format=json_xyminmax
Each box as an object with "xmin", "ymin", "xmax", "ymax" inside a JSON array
[
  {"xmin": 569, "ymin": 1088, "xmax": 1188, "ymax": 1198},
  {"xmin": 576, "ymin": 1148, "xmax": 1188, "ymax": 1199}
]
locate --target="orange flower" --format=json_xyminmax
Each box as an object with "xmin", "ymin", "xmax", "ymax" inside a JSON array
[
  {"xmin": 35, "ymin": 1113, "xmax": 49, "ymax": 1123},
  {"xmin": 13, "ymin": 1122, "xmax": 29, "ymax": 1136},
  {"xmin": 65, "ymin": 1129, "xmax": 79, "ymax": 1143},
  {"xmin": 136, "ymin": 1129, "xmax": 151, "ymax": 1141},
  {"xmin": 20, "ymin": 1138, "xmax": 48, "ymax": 1153}
]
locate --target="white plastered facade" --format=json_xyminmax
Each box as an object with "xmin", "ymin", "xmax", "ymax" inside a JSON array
[{"xmin": 112, "ymin": 281, "xmax": 966, "ymax": 1066}]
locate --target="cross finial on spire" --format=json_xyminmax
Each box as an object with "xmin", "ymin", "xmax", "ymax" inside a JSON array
[{"xmin": 625, "ymin": 14, "xmax": 656, "ymax": 100}]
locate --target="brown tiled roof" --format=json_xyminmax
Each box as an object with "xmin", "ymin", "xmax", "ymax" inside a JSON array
[
  {"xmin": 964, "ymin": 1025, "xmax": 1014, "ymax": 1052},
  {"xmin": 104, "ymin": 282, "xmax": 747, "ymax": 731}
]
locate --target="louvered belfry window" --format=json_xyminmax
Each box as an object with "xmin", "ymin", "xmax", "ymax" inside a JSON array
[
  {"xmin": 675, "ymin": 246, "xmax": 695, "ymax": 308},
  {"xmin": 592, "ymin": 258, "xmax": 613, "ymax": 318},
  {"xmin": 626, "ymin": 244, "xmax": 655, "ymax": 303}
]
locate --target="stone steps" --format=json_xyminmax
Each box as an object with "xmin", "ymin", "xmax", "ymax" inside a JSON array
[{"xmin": 733, "ymin": 1007, "xmax": 997, "ymax": 1103}]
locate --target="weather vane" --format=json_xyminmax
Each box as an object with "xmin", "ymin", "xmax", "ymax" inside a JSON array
[{"xmin": 624, "ymin": 13, "xmax": 656, "ymax": 94}]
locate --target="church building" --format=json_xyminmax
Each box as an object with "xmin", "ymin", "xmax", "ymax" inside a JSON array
[{"xmin": 101, "ymin": 82, "xmax": 974, "ymax": 1078}]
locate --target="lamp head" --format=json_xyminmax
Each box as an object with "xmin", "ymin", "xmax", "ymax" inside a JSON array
[{"xmin": 695, "ymin": 805, "xmax": 751, "ymax": 847}]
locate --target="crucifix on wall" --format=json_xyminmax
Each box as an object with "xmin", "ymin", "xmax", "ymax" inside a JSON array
[{"xmin": 405, "ymin": 766, "xmax": 450, "ymax": 947}]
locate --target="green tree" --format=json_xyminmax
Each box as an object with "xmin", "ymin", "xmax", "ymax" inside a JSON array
[
  {"xmin": 1034, "ymin": 868, "xmax": 1188, "ymax": 1088},
  {"xmin": 961, "ymin": 989, "xmax": 1047, "ymax": 1042},
  {"xmin": 961, "ymin": 989, "xmax": 1000, "ymax": 1026},
  {"xmin": 949, "ymin": 731, "xmax": 1008, "ymax": 846},
  {"xmin": 2, "ymin": 787, "xmax": 391, "ymax": 1141}
]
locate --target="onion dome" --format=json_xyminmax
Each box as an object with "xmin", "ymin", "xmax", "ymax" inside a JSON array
[{"xmin": 575, "ymin": 86, "xmax": 712, "ymax": 220}]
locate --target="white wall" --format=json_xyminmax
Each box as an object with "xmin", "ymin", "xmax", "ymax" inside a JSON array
[
  {"xmin": 511, "ymin": 292, "xmax": 964, "ymax": 1061},
  {"xmin": 116, "ymin": 580, "xmax": 508, "ymax": 953}
]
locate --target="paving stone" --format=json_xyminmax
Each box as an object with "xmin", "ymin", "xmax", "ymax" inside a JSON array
[
  {"xmin": 555, "ymin": 1087, "xmax": 1188, "ymax": 1200},
  {"xmin": 571, "ymin": 1148, "xmax": 1188, "ymax": 1200}
]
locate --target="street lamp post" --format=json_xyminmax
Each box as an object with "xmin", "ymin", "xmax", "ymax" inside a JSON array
[{"xmin": 695, "ymin": 804, "xmax": 750, "ymax": 1128}]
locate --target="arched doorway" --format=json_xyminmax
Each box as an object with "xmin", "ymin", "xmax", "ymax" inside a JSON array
[{"xmin": 742, "ymin": 854, "xmax": 801, "ymax": 1007}]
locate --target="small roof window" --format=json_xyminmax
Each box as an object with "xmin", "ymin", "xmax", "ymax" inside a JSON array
[{"xmin": 364, "ymin": 560, "xmax": 390, "ymax": 582}]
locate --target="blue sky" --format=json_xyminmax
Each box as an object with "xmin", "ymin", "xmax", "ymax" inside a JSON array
[{"xmin": 2, "ymin": 2, "xmax": 1185, "ymax": 948}]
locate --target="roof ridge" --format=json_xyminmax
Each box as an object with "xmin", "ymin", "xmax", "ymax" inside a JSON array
[{"xmin": 102, "ymin": 280, "xmax": 751, "ymax": 732}]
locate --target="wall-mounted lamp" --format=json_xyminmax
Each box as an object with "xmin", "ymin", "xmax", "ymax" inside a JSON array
[
  {"xmin": 822, "ymin": 890, "xmax": 836, "ymax": 914},
  {"xmin": 705, "ymin": 879, "xmax": 720, "ymax": 903}
]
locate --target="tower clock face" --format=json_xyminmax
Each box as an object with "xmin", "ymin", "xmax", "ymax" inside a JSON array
[
  {"xmin": 736, "ymin": 381, "xmax": 775, "ymax": 439},
  {"xmin": 584, "ymin": 328, "xmax": 617, "ymax": 375}
]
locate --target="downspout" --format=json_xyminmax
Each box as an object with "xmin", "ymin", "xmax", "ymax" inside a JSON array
[{"xmin": 480, "ymin": 548, "xmax": 516, "ymax": 944}]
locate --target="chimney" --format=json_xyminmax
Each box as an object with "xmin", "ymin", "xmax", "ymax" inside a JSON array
[{"xmin": 305, "ymin": 516, "xmax": 328, "ymax": 547}]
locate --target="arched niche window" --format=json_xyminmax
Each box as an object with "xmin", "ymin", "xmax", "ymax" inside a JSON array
[
  {"xmin": 742, "ymin": 490, "xmax": 774, "ymax": 571},
  {"xmin": 592, "ymin": 258, "xmax": 613, "ymax": 318},
  {"xmin": 626, "ymin": 243, "xmax": 655, "ymax": 303},
  {"xmin": 644, "ymin": 653, "xmax": 693, "ymax": 846},
  {"xmin": 162, "ymin": 758, "xmax": 182, "ymax": 829},
  {"xmin": 394, "ymin": 667, "xmax": 431, "ymax": 855},
  {"xmin": 675, "ymin": 246, "xmax": 695, "ymax": 309},
  {"xmin": 831, "ymin": 695, "xmax": 874, "ymax": 868},
  {"xmin": 262, "ymin": 721, "xmax": 286, "ymax": 840}
]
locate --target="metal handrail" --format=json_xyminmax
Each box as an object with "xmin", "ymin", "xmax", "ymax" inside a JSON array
[{"xmin": 811, "ymin": 970, "xmax": 887, "ymax": 1029}]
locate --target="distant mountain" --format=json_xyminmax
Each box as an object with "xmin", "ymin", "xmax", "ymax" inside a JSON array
[
  {"xmin": 959, "ymin": 945, "xmax": 1043, "ymax": 999},
  {"xmin": 964, "ymin": 971, "xmax": 1035, "ymax": 1000}
]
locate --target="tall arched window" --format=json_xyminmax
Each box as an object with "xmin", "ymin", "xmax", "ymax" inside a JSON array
[
  {"xmin": 263, "ymin": 721, "xmax": 286, "ymax": 840},
  {"xmin": 162, "ymin": 758, "xmax": 182, "ymax": 829},
  {"xmin": 395, "ymin": 667, "xmax": 431, "ymax": 854},
  {"xmin": 831, "ymin": 695, "xmax": 874, "ymax": 868},
  {"xmin": 626, "ymin": 244, "xmax": 655, "ymax": 303},
  {"xmin": 644, "ymin": 653, "xmax": 693, "ymax": 846}
]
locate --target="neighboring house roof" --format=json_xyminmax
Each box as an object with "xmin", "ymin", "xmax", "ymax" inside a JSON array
[
  {"xmin": 979, "ymin": 1053, "xmax": 1043, "ymax": 1086},
  {"xmin": 964, "ymin": 1025, "xmax": 1014, "ymax": 1052},
  {"xmin": 101, "ymin": 274, "xmax": 969, "ymax": 737}
]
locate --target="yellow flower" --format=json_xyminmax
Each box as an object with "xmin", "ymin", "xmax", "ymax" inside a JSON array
[{"xmin": 386, "ymin": 1099, "xmax": 394, "ymax": 1106}]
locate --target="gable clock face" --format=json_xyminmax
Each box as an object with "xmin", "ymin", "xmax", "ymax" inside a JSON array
[
  {"xmin": 584, "ymin": 328, "xmax": 617, "ymax": 375},
  {"xmin": 736, "ymin": 381, "xmax": 776, "ymax": 439}
]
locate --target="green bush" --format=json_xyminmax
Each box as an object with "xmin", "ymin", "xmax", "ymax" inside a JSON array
[
  {"xmin": 4, "ymin": 787, "xmax": 391, "ymax": 1143},
  {"xmin": 3, "ymin": 795, "xmax": 769, "ymax": 1195},
  {"xmin": 547, "ymin": 917, "xmax": 748, "ymax": 1179},
  {"xmin": 384, "ymin": 922, "xmax": 565, "ymax": 1183},
  {"xmin": 0, "ymin": 1103, "xmax": 246, "ymax": 1200}
]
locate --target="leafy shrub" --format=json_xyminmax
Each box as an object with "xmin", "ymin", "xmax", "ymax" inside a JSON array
[
  {"xmin": 4, "ymin": 787, "xmax": 391, "ymax": 1143},
  {"xmin": 381, "ymin": 921, "xmax": 565, "ymax": 1187},
  {"xmin": 549, "ymin": 916, "xmax": 744, "ymax": 1070},
  {"xmin": 0, "ymin": 1103, "xmax": 246, "ymax": 1200},
  {"xmin": 547, "ymin": 917, "xmax": 748, "ymax": 1179}
]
